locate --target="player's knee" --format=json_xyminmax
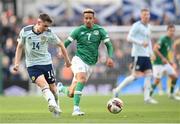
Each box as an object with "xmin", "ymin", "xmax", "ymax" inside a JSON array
[
  {"xmin": 145, "ymin": 72, "xmax": 153, "ymax": 78},
  {"xmin": 129, "ymin": 75, "xmax": 136, "ymax": 81},
  {"xmin": 76, "ymin": 75, "xmax": 86, "ymax": 83},
  {"xmin": 41, "ymin": 85, "xmax": 50, "ymax": 92}
]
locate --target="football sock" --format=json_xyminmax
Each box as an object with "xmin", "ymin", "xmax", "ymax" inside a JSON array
[
  {"xmin": 170, "ymin": 78, "xmax": 177, "ymax": 94},
  {"xmin": 150, "ymin": 83, "xmax": 157, "ymax": 96},
  {"xmin": 144, "ymin": 75, "xmax": 152, "ymax": 101},
  {"xmin": 115, "ymin": 75, "xmax": 135, "ymax": 93},
  {"xmin": 42, "ymin": 87, "xmax": 56, "ymax": 106},
  {"xmin": 53, "ymin": 90, "xmax": 59, "ymax": 107},
  {"xmin": 61, "ymin": 86, "xmax": 70, "ymax": 96},
  {"xmin": 74, "ymin": 82, "xmax": 84, "ymax": 106}
]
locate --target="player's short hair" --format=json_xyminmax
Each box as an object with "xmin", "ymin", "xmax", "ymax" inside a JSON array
[
  {"xmin": 39, "ymin": 13, "xmax": 53, "ymax": 23},
  {"xmin": 167, "ymin": 24, "xmax": 175, "ymax": 30},
  {"xmin": 83, "ymin": 8, "xmax": 95, "ymax": 16},
  {"xmin": 141, "ymin": 8, "xmax": 149, "ymax": 13}
]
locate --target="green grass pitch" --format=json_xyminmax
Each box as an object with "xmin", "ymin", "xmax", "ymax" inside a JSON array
[{"xmin": 0, "ymin": 95, "xmax": 180, "ymax": 123}]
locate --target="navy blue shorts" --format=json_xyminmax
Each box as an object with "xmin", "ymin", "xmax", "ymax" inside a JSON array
[
  {"xmin": 27, "ymin": 64, "xmax": 56, "ymax": 84},
  {"xmin": 132, "ymin": 56, "xmax": 152, "ymax": 72}
]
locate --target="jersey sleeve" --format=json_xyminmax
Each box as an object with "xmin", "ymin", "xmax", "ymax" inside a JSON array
[
  {"xmin": 17, "ymin": 29, "xmax": 25, "ymax": 45},
  {"xmin": 157, "ymin": 36, "xmax": 164, "ymax": 46},
  {"xmin": 127, "ymin": 23, "xmax": 142, "ymax": 45},
  {"xmin": 49, "ymin": 32, "xmax": 62, "ymax": 44},
  {"xmin": 68, "ymin": 28, "xmax": 79, "ymax": 41},
  {"xmin": 100, "ymin": 28, "xmax": 110, "ymax": 43}
]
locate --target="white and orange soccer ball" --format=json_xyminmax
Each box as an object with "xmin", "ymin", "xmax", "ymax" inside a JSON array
[{"xmin": 107, "ymin": 98, "xmax": 123, "ymax": 114}]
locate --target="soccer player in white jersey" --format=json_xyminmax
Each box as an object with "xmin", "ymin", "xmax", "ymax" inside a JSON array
[
  {"xmin": 113, "ymin": 9, "xmax": 157, "ymax": 104},
  {"xmin": 13, "ymin": 13, "xmax": 71, "ymax": 116}
]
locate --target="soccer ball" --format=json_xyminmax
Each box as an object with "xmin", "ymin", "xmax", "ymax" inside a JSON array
[{"xmin": 107, "ymin": 98, "xmax": 123, "ymax": 114}]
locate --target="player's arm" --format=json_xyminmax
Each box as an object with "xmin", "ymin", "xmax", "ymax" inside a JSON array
[
  {"xmin": 64, "ymin": 28, "xmax": 78, "ymax": 48},
  {"xmin": 148, "ymin": 39, "xmax": 155, "ymax": 60},
  {"xmin": 14, "ymin": 42, "xmax": 23, "ymax": 71},
  {"xmin": 154, "ymin": 43, "xmax": 168, "ymax": 64},
  {"xmin": 101, "ymin": 28, "xmax": 114, "ymax": 67},
  {"xmin": 14, "ymin": 29, "xmax": 24, "ymax": 71},
  {"xmin": 105, "ymin": 41, "xmax": 114, "ymax": 67},
  {"xmin": 57, "ymin": 42, "xmax": 71, "ymax": 67},
  {"xmin": 127, "ymin": 24, "xmax": 147, "ymax": 47},
  {"xmin": 105, "ymin": 41, "xmax": 113, "ymax": 59},
  {"xmin": 64, "ymin": 37, "xmax": 73, "ymax": 48}
]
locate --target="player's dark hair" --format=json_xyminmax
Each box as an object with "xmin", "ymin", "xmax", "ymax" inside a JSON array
[
  {"xmin": 167, "ymin": 24, "xmax": 175, "ymax": 30},
  {"xmin": 83, "ymin": 8, "xmax": 95, "ymax": 16},
  {"xmin": 39, "ymin": 13, "xmax": 53, "ymax": 23}
]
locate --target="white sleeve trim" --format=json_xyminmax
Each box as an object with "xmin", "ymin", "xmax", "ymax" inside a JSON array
[
  {"xmin": 68, "ymin": 36, "xmax": 74, "ymax": 42},
  {"xmin": 103, "ymin": 38, "xmax": 110, "ymax": 43}
]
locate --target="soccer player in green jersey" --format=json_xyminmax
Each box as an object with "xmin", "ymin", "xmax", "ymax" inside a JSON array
[
  {"xmin": 13, "ymin": 13, "xmax": 71, "ymax": 116},
  {"xmin": 151, "ymin": 24, "xmax": 180, "ymax": 100},
  {"xmin": 57, "ymin": 8, "xmax": 114, "ymax": 116}
]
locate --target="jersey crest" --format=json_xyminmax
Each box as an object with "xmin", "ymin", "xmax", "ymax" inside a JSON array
[
  {"xmin": 41, "ymin": 35, "xmax": 48, "ymax": 44},
  {"xmin": 93, "ymin": 30, "xmax": 99, "ymax": 35}
]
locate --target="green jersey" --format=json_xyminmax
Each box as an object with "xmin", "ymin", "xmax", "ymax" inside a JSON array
[
  {"xmin": 66, "ymin": 24, "xmax": 110, "ymax": 65},
  {"xmin": 17, "ymin": 25, "xmax": 61, "ymax": 67},
  {"xmin": 153, "ymin": 36, "xmax": 172, "ymax": 65}
]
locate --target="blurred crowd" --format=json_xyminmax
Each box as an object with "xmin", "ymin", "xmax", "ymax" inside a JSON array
[{"xmin": 0, "ymin": 9, "xmax": 180, "ymax": 87}]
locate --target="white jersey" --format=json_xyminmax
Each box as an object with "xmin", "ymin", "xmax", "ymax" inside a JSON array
[
  {"xmin": 17, "ymin": 25, "xmax": 61, "ymax": 67},
  {"xmin": 127, "ymin": 21, "xmax": 153, "ymax": 57}
]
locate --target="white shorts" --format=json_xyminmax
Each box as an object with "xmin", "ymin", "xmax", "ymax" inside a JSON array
[
  {"xmin": 153, "ymin": 63, "xmax": 176, "ymax": 79},
  {"xmin": 71, "ymin": 56, "xmax": 94, "ymax": 81}
]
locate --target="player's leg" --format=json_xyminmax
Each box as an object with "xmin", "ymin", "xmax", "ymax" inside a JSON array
[
  {"xmin": 150, "ymin": 78, "xmax": 161, "ymax": 96},
  {"xmin": 70, "ymin": 56, "xmax": 93, "ymax": 116},
  {"xmin": 144, "ymin": 70, "xmax": 158, "ymax": 103},
  {"xmin": 49, "ymin": 83, "xmax": 60, "ymax": 109},
  {"xmin": 143, "ymin": 57, "xmax": 158, "ymax": 104},
  {"xmin": 35, "ymin": 75, "xmax": 60, "ymax": 115},
  {"xmin": 68, "ymin": 78, "xmax": 77, "ymax": 97},
  {"xmin": 57, "ymin": 77, "xmax": 76, "ymax": 98},
  {"xmin": 113, "ymin": 57, "xmax": 138, "ymax": 97},
  {"xmin": 72, "ymin": 72, "xmax": 86, "ymax": 116},
  {"xmin": 150, "ymin": 65, "xmax": 163, "ymax": 96},
  {"xmin": 43, "ymin": 64, "xmax": 60, "ymax": 107},
  {"xmin": 166, "ymin": 64, "xmax": 180, "ymax": 100},
  {"xmin": 113, "ymin": 74, "xmax": 136, "ymax": 97},
  {"xmin": 27, "ymin": 66, "xmax": 59, "ymax": 114}
]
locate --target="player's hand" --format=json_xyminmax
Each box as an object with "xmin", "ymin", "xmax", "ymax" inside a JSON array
[
  {"xmin": 65, "ymin": 61, "xmax": 72, "ymax": 67},
  {"xmin": 170, "ymin": 62, "xmax": 177, "ymax": 69},
  {"xmin": 162, "ymin": 58, "xmax": 168, "ymax": 64},
  {"xmin": 106, "ymin": 58, "xmax": 114, "ymax": 68},
  {"xmin": 13, "ymin": 64, "xmax": 19, "ymax": 72},
  {"xmin": 142, "ymin": 42, "xmax": 148, "ymax": 48},
  {"xmin": 150, "ymin": 54, "xmax": 156, "ymax": 61}
]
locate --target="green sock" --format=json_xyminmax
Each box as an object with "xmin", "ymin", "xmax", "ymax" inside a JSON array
[
  {"xmin": 61, "ymin": 86, "xmax": 69, "ymax": 96},
  {"xmin": 170, "ymin": 79, "xmax": 177, "ymax": 94},
  {"xmin": 150, "ymin": 84, "xmax": 157, "ymax": 96},
  {"xmin": 74, "ymin": 82, "xmax": 84, "ymax": 106}
]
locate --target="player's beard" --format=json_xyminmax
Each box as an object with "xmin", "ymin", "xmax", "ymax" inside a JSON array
[{"xmin": 86, "ymin": 23, "xmax": 93, "ymax": 28}]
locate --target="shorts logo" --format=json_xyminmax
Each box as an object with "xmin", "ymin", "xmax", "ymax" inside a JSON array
[
  {"xmin": 31, "ymin": 76, "xmax": 35, "ymax": 81},
  {"xmin": 136, "ymin": 65, "xmax": 140, "ymax": 70},
  {"xmin": 51, "ymin": 78, "xmax": 55, "ymax": 82}
]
